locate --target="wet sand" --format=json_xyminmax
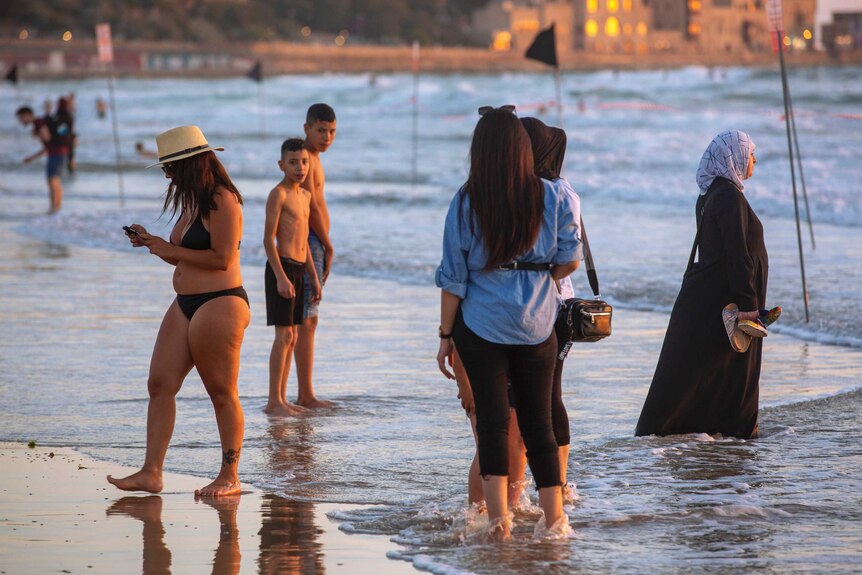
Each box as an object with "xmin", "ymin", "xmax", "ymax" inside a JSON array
[{"xmin": 0, "ymin": 442, "xmax": 412, "ymax": 574}]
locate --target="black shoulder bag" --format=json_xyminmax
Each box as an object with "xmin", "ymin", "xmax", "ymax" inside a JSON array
[{"xmin": 556, "ymin": 216, "xmax": 612, "ymax": 358}]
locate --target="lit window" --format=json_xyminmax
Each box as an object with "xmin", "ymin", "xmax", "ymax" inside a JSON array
[
  {"xmin": 492, "ymin": 31, "xmax": 512, "ymax": 51},
  {"xmin": 623, "ymin": 23, "xmax": 633, "ymax": 36},
  {"xmin": 688, "ymin": 22, "xmax": 701, "ymax": 36},
  {"xmin": 637, "ymin": 22, "xmax": 648, "ymax": 36},
  {"xmin": 605, "ymin": 17, "xmax": 620, "ymax": 37},
  {"xmin": 623, "ymin": 0, "xmax": 633, "ymax": 11},
  {"xmin": 587, "ymin": 0, "xmax": 598, "ymax": 13},
  {"xmin": 608, "ymin": 0, "xmax": 619, "ymax": 12},
  {"xmin": 585, "ymin": 19, "xmax": 599, "ymax": 37},
  {"xmin": 688, "ymin": 0, "xmax": 701, "ymax": 12}
]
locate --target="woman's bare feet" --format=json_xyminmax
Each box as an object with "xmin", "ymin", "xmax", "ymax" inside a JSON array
[
  {"xmin": 263, "ymin": 401, "xmax": 307, "ymax": 417},
  {"xmin": 107, "ymin": 469, "xmax": 163, "ymax": 493},
  {"xmin": 296, "ymin": 397, "xmax": 334, "ymax": 409},
  {"xmin": 487, "ymin": 515, "xmax": 512, "ymax": 542},
  {"xmin": 195, "ymin": 477, "xmax": 241, "ymax": 498}
]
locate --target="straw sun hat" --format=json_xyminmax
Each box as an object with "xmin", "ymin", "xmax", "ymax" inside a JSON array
[{"xmin": 146, "ymin": 125, "xmax": 224, "ymax": 168}]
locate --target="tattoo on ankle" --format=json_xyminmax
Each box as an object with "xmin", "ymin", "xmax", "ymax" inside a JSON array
[{"xmin": 222, "ymin": 448, "xmax": 241, "ymax": 467}]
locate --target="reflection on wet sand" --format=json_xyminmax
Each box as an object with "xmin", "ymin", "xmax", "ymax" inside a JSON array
[
  {"xmin": 106, "ymin": 495, "xmax": 242, "ymax": 575},
  {"xmin": 259, "ymin": 418, "xmax": 325, "ymax": 574},
  {"xmin": 106, "ymin": 496, "xmax": 171, "ymax": 574},
  {"xmin": 259, "ymin": 494, "xmax": 325, "ymax": 574}
]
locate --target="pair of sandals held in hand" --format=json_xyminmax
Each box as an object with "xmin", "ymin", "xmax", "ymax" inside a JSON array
[{"xmin": 722, "ymin": 304, "xmax": 782, "ymax": 353}]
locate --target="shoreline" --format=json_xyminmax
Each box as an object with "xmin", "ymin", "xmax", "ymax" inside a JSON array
[
  {"xmin": 0, "ymin": 441, "xmax": 414, "ymax": 574},
  {"xmin": 2, "ymin": 38, "xmax": 860, "ymax": 79}
]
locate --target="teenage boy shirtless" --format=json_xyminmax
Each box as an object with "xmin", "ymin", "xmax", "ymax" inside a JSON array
[
  {"xmin": 294, "ymin": 103, "xmax": 337, "ymax": 408},
  {"xmin": 264, "ymin": 138, "xmax": 321, "ymax": 416}
]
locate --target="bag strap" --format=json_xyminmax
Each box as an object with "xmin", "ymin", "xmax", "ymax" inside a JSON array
[
  {"xmin": 580, "ymin": 216, "xmax": 601, "ymax": 298},
  {"xmin": 686, "ymin": 191, "xmax": 717, "ymax": 274}
]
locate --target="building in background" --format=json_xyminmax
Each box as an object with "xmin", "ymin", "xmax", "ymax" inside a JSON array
[
  {"xmin": 473, "ymin": 1, "xmax": 575, "ymax": 53},
  {"xmin": 572, "ymin": 0, "xmax": 651, "ymax": 54},
  {"xmin": 473, "ymin": 0, "xmax": 816, "ymax": 56},
  {"xmin": 821, "ymin": 11, "xmax": 862, "ymax": 52}
]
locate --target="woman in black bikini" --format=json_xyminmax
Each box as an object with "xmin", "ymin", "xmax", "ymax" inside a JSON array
[{"xmin": 108, "ymin": 126, "xmax": 249, "ymax": 497}]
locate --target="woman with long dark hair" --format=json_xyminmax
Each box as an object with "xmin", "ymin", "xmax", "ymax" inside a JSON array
[
  {"xmin": 436, "ymin": 109, "xmax": 581, "ymax": 540},
  {"xmin": 108, "ymin": 126, "xmax": 249, "ymax": 497},
  {"xmin": 520, "ymin": 116, "xmax": 580, "ymax": 497}
]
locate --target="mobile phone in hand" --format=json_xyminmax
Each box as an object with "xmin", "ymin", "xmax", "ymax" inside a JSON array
[{"xmin": 123, "ymin": 226, "xmax": 141, "ymax": 236}]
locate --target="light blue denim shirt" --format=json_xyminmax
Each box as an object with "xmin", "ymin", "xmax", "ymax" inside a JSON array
[{"xmin": 435, "ymin": 178, "xmax": 583, "ymax": 345}]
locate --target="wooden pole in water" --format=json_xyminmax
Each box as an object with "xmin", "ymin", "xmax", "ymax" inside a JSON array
[
  {"xmin": 411, "ymin": 40, "xmax": 420, "ymax": 186},
  {"xmin": 776, "ymin": 30, "xmax": 810, "ymax": 322},
  {"xmin": 786, "ymin": 92, "xmax": 816, "ymax": 249}
]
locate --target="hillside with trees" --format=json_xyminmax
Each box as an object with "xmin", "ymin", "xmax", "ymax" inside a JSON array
[{"xmin": 2, "ymin": 0, "xmax": 492, "ymax": 46}]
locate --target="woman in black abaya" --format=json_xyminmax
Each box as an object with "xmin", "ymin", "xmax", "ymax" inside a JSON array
[{"xmin": 635, "ymin": 130, "xmax": 767, "ymax": 439}]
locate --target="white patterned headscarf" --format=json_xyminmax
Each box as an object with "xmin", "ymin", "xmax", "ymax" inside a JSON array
[{"xmin": 695, "ymin": 130, "xmax": 755, "ymax": 195}]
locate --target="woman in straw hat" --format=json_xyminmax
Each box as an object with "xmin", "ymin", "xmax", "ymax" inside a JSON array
[
  {"xmin": 635, "ymin": 130, "xmax": 776, "ymax": 439},
  {"xmin": 108, "ymin": 126, "xmax": 249, "ymax": 497}
]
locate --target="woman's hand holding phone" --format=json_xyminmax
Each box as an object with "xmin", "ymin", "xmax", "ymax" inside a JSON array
[{"xmin": 123, "ymin": 225, "xmax": 147, "ymax": 248}]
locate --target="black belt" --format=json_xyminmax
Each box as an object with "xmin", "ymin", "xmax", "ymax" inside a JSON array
[{"xmin": 498, "ymin": 262, "xmax": 552, "ymax": 271}]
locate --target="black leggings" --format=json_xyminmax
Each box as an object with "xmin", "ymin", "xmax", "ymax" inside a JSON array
[
  {"xmin": 552, "ymin": 316, "xmax": 570, "ymax": 447},
  {"xmin": 453, "ymin": 311, "xmax": 561, "ymax": 489}
]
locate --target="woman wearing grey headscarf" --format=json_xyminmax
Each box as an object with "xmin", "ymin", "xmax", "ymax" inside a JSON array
[{"xmin": 635, "ymin": 130, "xmax": 768, "ymax": 439}]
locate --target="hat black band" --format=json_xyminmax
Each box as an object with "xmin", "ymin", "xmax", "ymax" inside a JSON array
[{"xmin": 159, "ymin": 144, "xmax": 210, "ymax": 162}]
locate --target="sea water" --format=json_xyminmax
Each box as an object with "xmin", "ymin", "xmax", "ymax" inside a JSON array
[{"xmin": 1, "ymin": 67, "xmax": 861, "ymax": 574}]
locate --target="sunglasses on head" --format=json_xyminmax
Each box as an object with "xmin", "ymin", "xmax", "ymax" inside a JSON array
[{"xmin": 478, "ymin": 104, "xmax": 516, "ymax": 116}]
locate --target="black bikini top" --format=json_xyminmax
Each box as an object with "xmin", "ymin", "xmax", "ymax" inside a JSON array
[{"xmin": 181, "ymin": 212, "xmax": 211, "ymax": 250}]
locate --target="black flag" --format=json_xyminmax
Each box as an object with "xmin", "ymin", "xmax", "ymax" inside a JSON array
[
  {"xmin": 5, "ymin": 64, "xmax": 18, "ymax": 84},
  {"xmin": 525, "ymin": 24, "xmax": 558, "ymax": 68},
  {"xmin": 245, "ymin": 60, "xmax": 262, "ymax": 82}
]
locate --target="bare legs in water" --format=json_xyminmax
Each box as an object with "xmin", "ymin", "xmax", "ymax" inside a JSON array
[{"xmin": 107, "ymin": 296, "xmax": 249, "ymax": 496}]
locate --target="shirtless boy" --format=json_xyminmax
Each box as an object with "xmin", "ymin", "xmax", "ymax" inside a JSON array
[
  {"xmin": 294, "ymin": 103, "xmax": 337, "ymax": 408},
  {"xmin": 264, "ymin": 138, "xmax": 321, "ymax": 416}
]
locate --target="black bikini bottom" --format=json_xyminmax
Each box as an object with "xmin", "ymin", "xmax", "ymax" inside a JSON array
[{"xmin": 176, "ymin": 286, "xmax": 249, "ymax": 321}]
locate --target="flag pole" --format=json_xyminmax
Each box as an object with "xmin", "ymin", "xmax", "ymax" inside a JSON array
[
  {"xmin": 554, "ymin": 66, "xmax": 563, "ymax": 129},
  {"xmin": 524, "ymin": 23, "xmax": 560, "ymax": 127},
  {"xmin": 258, "ymin": 81, "xmax": 265, "ymax": 138},
  {"xmin": 96, "ymin": 23, "xmax": 124, "ymax": 208},
  {"xmin": 106, "ymin": 63, "xmax": 125, "ymax": 208},
  {"xmin": 411, "ymin": 40, "xmax": 420, "ymax": 186},
  {"xmin": 787, "ymin": 91, "xmax": 815, "ymax": 249},
  {"xmin": 777, "ymin": 29, "xmax": 810, "ymax": 322}
]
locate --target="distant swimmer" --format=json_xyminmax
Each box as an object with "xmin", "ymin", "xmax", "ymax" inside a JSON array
[
  {"xmin": 96, "ymin": 96, "xmax": 107, "ymax": 119},
  {"xmin": 16, "ymin": 105, "xmax": 71, "ymax": 213},
  {"xmin": 108, "ymin": 125, "xmax": 249, "ymax": 498},
  {"xmin": 263, "ymin": 138, "xmax": 321, "ymax": 417},
  {"xmin": 135, "ymin": 141, "xmax": 159, "ymax": 159}
]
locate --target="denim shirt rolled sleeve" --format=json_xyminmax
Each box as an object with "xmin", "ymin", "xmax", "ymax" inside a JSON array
[
  {"xmin": 434, "ymin": 191, "xmax": 469, "ymax": 299},
  {"xmin": 552, "ymin": 179, "xmax": 584, "ymax": 265},
  {"xmin": 435, "ymin": 181, "xmax": 583, "ymax": 346}
]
